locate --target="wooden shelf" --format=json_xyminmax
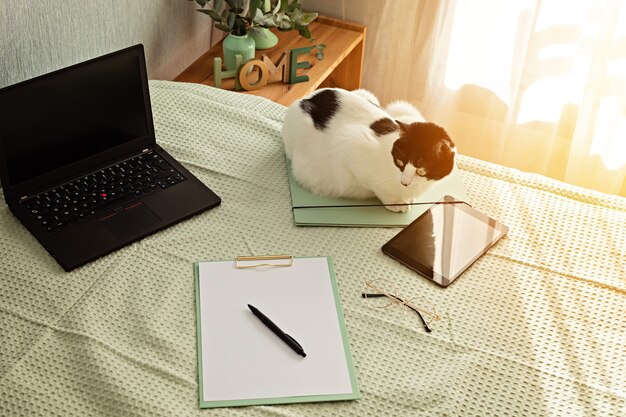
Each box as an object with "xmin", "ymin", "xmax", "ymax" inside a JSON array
[{"xmin": 174, "ymin": 16, "xmax": 366, "ymax": 106}]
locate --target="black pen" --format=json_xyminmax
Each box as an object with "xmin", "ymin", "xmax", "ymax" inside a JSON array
[{"xmin": 247, "ymin": 304, "xmax": 307, "ymax": 357}]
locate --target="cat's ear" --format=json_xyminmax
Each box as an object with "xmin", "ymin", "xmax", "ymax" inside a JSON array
[
  {"xmin": 395, "ymin": 120, "xmax": 409, "ymax": 135},
  {"xmin": 435, "ymin": 139, "xmax": 456, "ymax": 157},
  {"xmin": 438, "ymin": 126, "xmax": 456, "ymax": 149}
]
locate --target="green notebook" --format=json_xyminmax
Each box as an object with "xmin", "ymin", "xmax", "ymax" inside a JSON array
[
  {"xmin": 194, "ymin": 256, "xmax": 360, "ymax": 408},
  {"xmin": 287, "ymin": 160, "xmax": 469, "ymax": 227}
]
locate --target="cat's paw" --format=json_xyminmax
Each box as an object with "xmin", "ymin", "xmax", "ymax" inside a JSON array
[{"xmin": 384, "ymin": 201, "xmax": 411, "ymax": 213}]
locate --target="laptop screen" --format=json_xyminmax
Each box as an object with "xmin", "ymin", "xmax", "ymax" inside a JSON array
[{"xmin": 0, "ymin": 48, "xmax": 150, "ymax": 188}]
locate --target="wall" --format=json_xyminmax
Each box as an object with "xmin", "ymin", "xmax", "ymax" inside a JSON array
[
  {"xmin": 0, "ymin": 0, "xmax": 215, "ymax": 88},
  {"xmin": 301, "ymin": 0, "xmax": 382, "ymax": 94}
]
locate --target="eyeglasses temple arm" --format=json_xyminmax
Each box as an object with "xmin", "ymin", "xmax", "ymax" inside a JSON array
[
  {"xmin": 361, "ymin": 293, "xmax": 385, "ymax": 298},
  {"xmin": 362, "ymin": 293, "xmax": 433, "ymax": 333},
  {"xmin": 407, "ymin": 304, "xmax": 433, "ymax": 333}
]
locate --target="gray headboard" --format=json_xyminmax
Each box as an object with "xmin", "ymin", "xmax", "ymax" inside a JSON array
[{"xmin": 0, "ymin": 1, "xmax": 215, "ymax": 88}]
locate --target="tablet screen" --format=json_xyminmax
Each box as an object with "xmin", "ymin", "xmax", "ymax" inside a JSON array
[{"xmin": 382, "ymin": 196, "xmax": 508, "ymax": 287}]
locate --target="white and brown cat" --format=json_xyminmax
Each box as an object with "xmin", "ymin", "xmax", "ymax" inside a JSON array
[{"xmin": 281, "ymin": 88, "xmax": 456, "ymax": 212}]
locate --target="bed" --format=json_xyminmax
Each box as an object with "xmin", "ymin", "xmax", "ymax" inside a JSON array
[{"xmin": 1, "ymin": 80, "xmax": 625, "ymax": 416}]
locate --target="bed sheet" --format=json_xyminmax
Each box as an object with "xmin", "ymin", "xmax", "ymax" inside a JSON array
[{"xmin": 1, "ymin": 80, "xmax": 625, "ymax": 416}]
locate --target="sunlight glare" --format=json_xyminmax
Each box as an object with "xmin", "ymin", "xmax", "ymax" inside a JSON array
[
  {"xmin": 442, "ymin": 0, "xmax": 626, "ymax": 173},
  {"xmin": 591, "ymin": 97, "xmax": 626, "ymax": 170},
  {"xmin": 534, "ymin": 0, "xmax": 591, "ymax": 31},
  {"xmin": 516, "ymin": 55, "xmax": 591, "ymax": 125},
  {"xmin": 444, "ymin": 0, "xmax": 534, "ymax": 105},
  {"xmin": 516, "ymin": 1, "xmax": 596, "ymax": 125}
]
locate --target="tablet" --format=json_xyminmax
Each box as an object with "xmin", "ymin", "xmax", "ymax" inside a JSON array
[{"xmin": 382, "ymin": 196, "xmax": 508, "ymax": 287}]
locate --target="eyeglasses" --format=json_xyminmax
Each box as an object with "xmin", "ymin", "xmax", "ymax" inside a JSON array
[{"xmin": 362, "ymin": 279, "xmax": 441, "ymax": 333}]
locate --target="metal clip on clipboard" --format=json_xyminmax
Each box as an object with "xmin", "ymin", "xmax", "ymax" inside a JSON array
[{"xmin": 235, "ymin": 255, "xmax": 294, "ymax": 269}]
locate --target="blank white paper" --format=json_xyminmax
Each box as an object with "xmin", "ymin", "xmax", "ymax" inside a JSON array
[{"xmin": 197, "ymin": 257, "xmax": 354, "ymax": 402}]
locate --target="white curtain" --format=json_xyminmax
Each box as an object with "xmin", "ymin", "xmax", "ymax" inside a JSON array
[{"xmin": 305, "ymin": 0, "xmax": 626, "ymax": 196}]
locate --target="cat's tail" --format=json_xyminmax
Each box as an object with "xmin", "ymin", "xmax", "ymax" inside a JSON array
[
  {"xmin": 351, "ymin": 89, "xmax": 381, "ymax": 107},
  {"xmin": 385, "ymin": 100, "xmax": 425, "ymax": 123}
]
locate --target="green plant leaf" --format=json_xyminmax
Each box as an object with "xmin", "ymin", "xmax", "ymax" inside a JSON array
[
  {"xmin": 205, "ymin": 9, "xmax": 223, "ymax": 21},
  {"xmin": 272, "ymin": 12, "xmax": 291, "ymax": 29},
  {"xmin": 314, "ymin": 43, "xmax": 326, "ymax": 60},
  {"xmin": 297, "ymin": 12, "xmax": 317, "ymax": 25},
  {"xmin": 279, "ymin": 14, "xmax": 292, "ymax": 29},
  {"xmin": 272, "ymin": 0, "xmax": 281, "ymax": 15},
  {"xmin": 252, "ymin": 8, "xmax": 265, "ymax": 25},
  {"xmin": 195, "ymin": 0, "xmax": 208, "ymax": 7},
  {"xmin": 213, "ymin": 0, "xmax": 223, "ymax": 11},
  {"xmin": 249, "ymin": 0, "xmax": 262, "ymax": 24},
  {"xmin": 262, "ymin": 14, "xmax": 276, "ymax": 27},
  {"xmin": 286, "ymin": 1, "xmax": 300, "ymax": 12},
  {"xmin": 227, "ymin": 13, "xmax": 235, "ymax": 28},
  {"xmin": 296, "ymin": 24, "xmax": 312, "ymax": 40},
  {"xmin": 225, "ymin": 0, "xmax": 237, "ymax": 9},
  {"xmin": 215, "ymin": 22, "xmax": 231, "ymax": 32}
]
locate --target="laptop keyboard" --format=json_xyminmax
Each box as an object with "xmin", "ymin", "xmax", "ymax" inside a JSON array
[{"xmin": 20, "ymin": 151, "xmax": 186, "ymax": 234}]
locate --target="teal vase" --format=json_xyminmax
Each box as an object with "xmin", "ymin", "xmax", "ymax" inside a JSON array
[
  {"xmin": 222, "ymin": 33, "xmax": 255, "ymax": 71},
  {"xmin": 250, "ymin": 0, "xmax": 278, "ymax": 50},
  {"xmin": 250, "ymin": 28, "xmax": 278, "ymax": 50}
]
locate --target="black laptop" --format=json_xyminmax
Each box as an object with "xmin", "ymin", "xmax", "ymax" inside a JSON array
[{"xmin": 0, "ymin": 45, "xmax": 221, "ymax": 271}]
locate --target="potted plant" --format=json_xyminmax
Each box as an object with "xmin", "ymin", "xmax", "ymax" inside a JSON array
[{"xmin": 189, "ymin": 0, "xmax": 318, "ymax": 70}]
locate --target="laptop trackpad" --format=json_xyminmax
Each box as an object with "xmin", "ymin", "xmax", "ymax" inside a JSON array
[{"xmin": 101, "ymin": 202, "xmax": 160, "ymax": 237}]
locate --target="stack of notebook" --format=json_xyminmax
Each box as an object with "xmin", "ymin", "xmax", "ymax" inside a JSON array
[{"xmin": 286, "ymin": 161, "xmax": 469, "ymax": 227}]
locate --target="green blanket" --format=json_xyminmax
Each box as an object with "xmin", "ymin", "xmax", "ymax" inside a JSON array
[{"xmin": 1, "ymin": 80, "xmax": 625, "ymax": 416}]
